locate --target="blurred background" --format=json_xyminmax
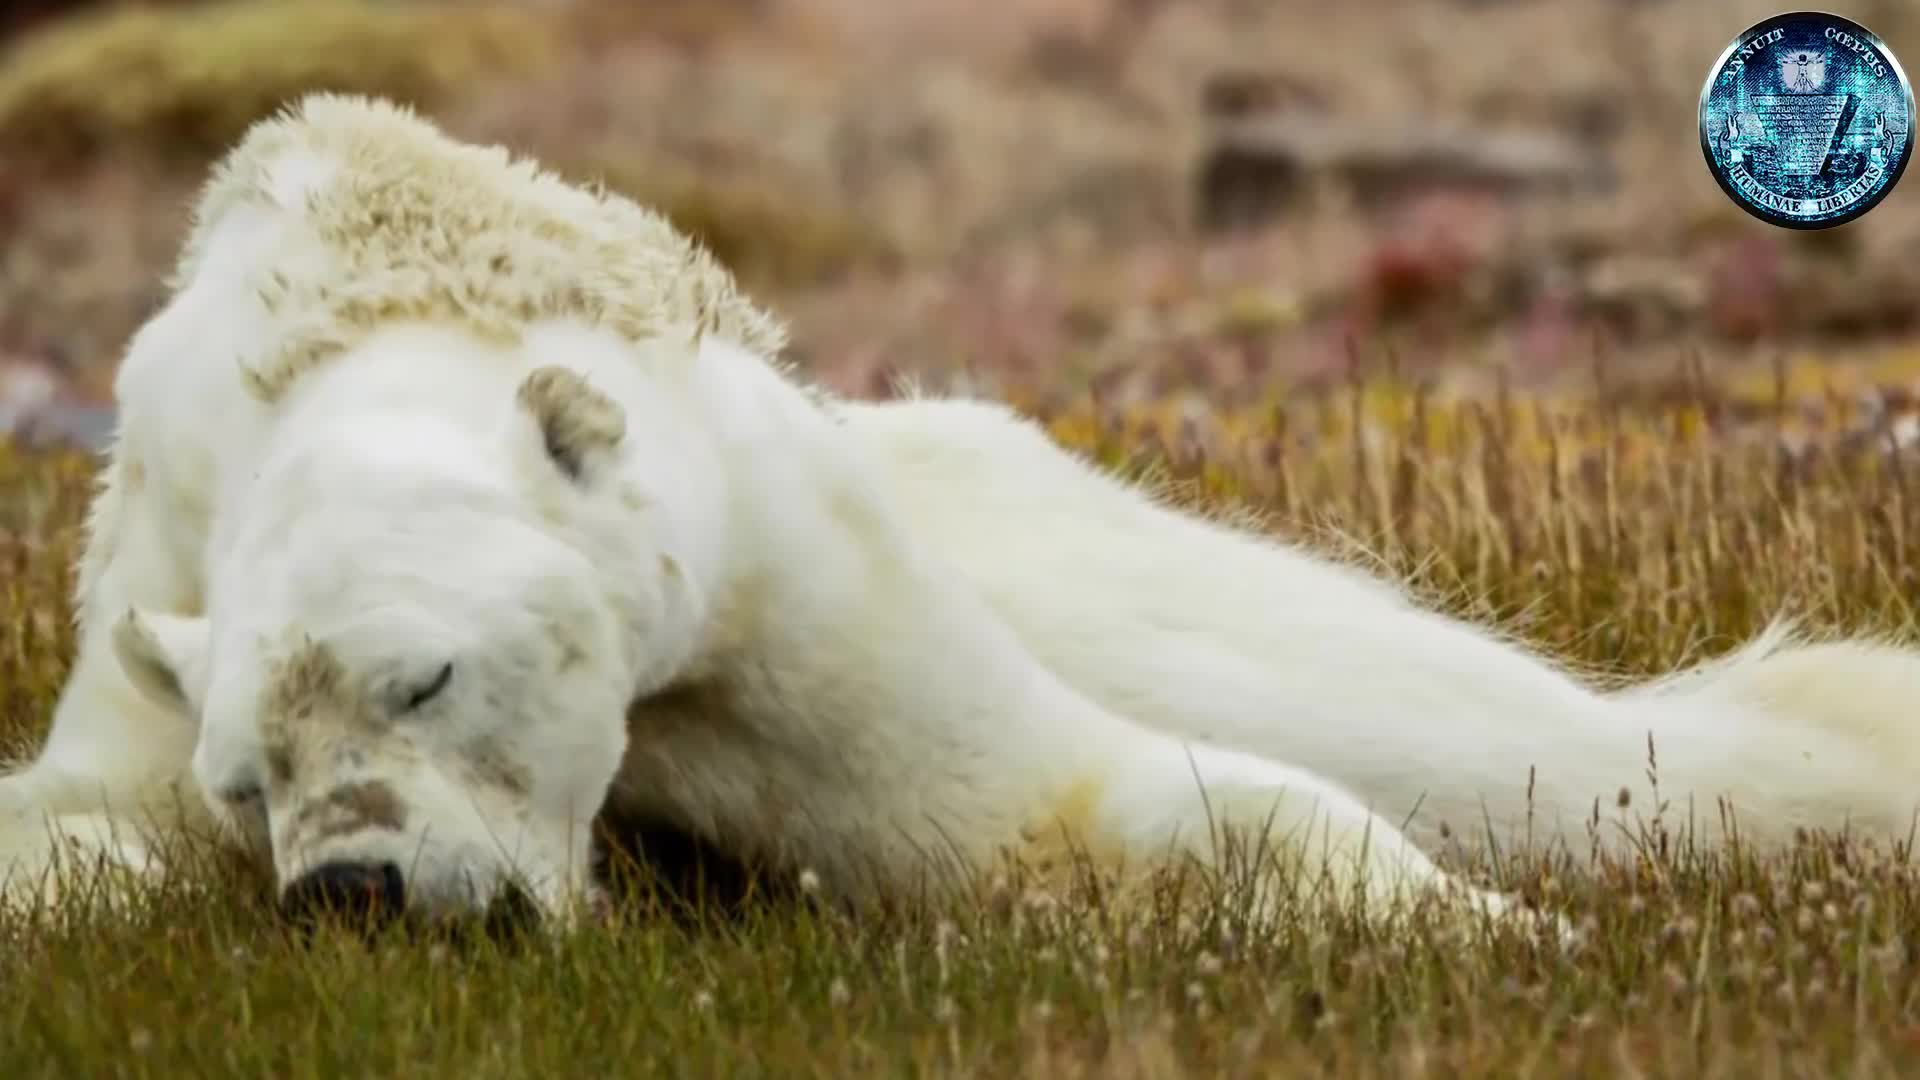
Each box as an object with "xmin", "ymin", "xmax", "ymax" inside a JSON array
[{"xmin": 0, "ymin": 0, "xmax": 1916, "ymax": 449}]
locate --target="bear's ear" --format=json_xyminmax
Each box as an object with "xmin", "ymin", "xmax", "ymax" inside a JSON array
[
  {"xmin": 515, "ymin": 366, "xmax": 627, "ymax": 483},
  {"xmin": 112, "ymin": 608, "xmax": 209, "ymax": 713}
]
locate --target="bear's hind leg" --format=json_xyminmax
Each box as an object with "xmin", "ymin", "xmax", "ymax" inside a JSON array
[{"xmin": 1069, "ymin": 731, "xmax": 1546, "ymax": 936}]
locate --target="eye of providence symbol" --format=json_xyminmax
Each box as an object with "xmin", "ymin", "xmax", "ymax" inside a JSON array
[{"xmin": 1699, "ymin": 11, "xmax": 1914, "ymax": 229}]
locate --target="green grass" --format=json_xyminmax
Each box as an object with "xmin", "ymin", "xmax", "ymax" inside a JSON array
[{"xmin": 5, "ymin": 368, "xmax": 1920, "ymax": 1076}]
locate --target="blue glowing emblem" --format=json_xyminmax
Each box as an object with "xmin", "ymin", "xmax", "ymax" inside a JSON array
[{"xmin": 1699, "ymin": 11, "xmax": 1914, "ymax": 229}]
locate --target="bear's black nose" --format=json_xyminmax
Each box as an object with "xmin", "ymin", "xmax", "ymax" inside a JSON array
[{"xmin": 280, "ymin": 860, "xmax": 406, "ymax": 928}]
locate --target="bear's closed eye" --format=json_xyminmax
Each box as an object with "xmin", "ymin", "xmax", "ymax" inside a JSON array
[{"xmin": 401, "ymin": 662, "xmax": 454, "ymax": 712}]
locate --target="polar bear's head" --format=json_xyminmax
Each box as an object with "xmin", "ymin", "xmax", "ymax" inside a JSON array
[{"xmin": 112, "ymin": 362, "xmax": 701, "ymax": 928}]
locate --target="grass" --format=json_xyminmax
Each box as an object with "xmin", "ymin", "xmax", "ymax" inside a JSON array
[
  {"xmin": 6, "ymin": 0, "xmax": 1920, "ymax": 1071},
  {"xmin": 0, "ymin": 0, "xmax": 556, "ymax": 164},
  {"xmin": 4, "ymin": 359, "xmax": 1920, "ymax": 1075}
]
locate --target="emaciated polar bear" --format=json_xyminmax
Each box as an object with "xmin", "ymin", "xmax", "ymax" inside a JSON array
[{"xmin": 2, "ymin": 94, "xmax": 1917, "ymax": 932}]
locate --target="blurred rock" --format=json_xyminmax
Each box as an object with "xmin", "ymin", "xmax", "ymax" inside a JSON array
[
  {"xmin": 0, "ymin": 358, "xmax": 113, "ymax": 452},
  {"xmin": 1703, "ymin": 237, "xmax": 1784, "ymax": 343},
  {"xmin": 0, "ymin": 159, "xmax": 16, "ymax": 239},
  {"xmin": 1785, "ymin": 257, "xmax": 1920, "ymax": 341},
  {"xmin": 1, "ymin": 0, "xmax": 105, "ymax": 43},
  {"xmin": 0, "ymin": 363, "xmax": 55, "ymax": 430},
  {"xmin": 1470, "ymin": 85, "xmax": 1626, "ymax": 143},
  {"xmin": 1196, "ymin": 111, "xmax": 1611, "ymax": 231},
  {"xmin": 1577, "ymin": 255, "xmax": 1707, "ymax": 339},
  {"xmin": 1200, "ymin": 69, "xmax": 1330, "ymax": 120}
]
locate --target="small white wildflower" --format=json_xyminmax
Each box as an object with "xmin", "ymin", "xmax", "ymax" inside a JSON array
[
  {"xmin": 828, "ymin": 978, "xmax": 851, "ymax": 1008},
  {"xmin": 1662, "ymin": 965, "xmax": 1688, "ymax": 995},
  {"xmin": 693, "ymin": 989, "xmax": 715, "ymax": 1012},
  {"xmin": 797, "ymin": 868, "xmax": 821, "ymax": 895},
  {"xmin": 1022, "ymin": 890, "xmax": 1058, "ymax": 914},
  {"xmin": 1875, "ymin": 944, "xmax": 1906, "ymax": 974}
]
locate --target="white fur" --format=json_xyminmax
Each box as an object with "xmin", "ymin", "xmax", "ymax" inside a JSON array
[
  {"xmin": 3, "ymin": 96, "xmax": 1915, "ymax": 937},
  {"xmin": 840, "ymin": 397, "xmax": 1920, "ymax": 858}
]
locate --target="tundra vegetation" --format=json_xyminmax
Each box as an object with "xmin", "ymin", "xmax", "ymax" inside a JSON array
[{"xmin": 4, "ymin": 0, "xmax": 1920, "ymax": 1074}]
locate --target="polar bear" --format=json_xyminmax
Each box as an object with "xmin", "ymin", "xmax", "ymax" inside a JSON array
[
  {"xmin": 0, "ymin": 93, "xmax": 1515, "ymax": 930},
  {"xmin": 2, "ymin": 93, "xmax": 1917, "ymax": 934}
]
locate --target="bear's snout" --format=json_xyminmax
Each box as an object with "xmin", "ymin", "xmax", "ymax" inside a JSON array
[
  {"xmin": 278, "ymin": 858, "xmax": 547, "ymax": 942},
  {"xmin": 280, "ymin": 859, "xmax": 406, "ymax": 930}
]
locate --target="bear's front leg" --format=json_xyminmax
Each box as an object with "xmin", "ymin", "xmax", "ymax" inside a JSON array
[
  {"xmin": 0, "ymin": 808, "xmax": 165, "ymax": 909},
  {"xmin": 0, "ymin": 625, "xmax": 211, "ymax": 910},
  {"xmin": 1070, "ymin": 732, "xmax": 1541, "ymax": 935},
  {"xmin": 0, "ymin": 452, "xmax": 217, "ymax": 911}
]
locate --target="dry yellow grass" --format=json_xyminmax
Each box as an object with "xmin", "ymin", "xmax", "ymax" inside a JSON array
[{"xmin": 4, "ymin": 365, "xmax": 1920, "ymax": 1075}]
